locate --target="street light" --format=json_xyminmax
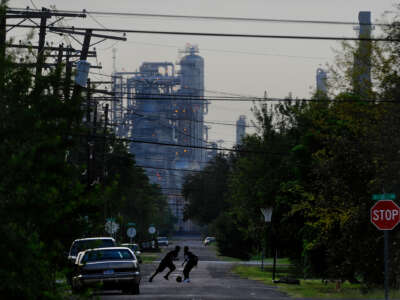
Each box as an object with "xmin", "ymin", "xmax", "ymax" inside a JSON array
[{"xmin": 260, "ymin": 207, "xmax": 277, "ymax": 281}]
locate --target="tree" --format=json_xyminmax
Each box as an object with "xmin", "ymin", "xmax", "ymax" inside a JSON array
[
  {"xmin": 0, "ymin": 10, "xmax": 173, "ymax": 297},
  {"xmin": 0, "ymin": 42, "xmax": 98, "ymax": 297},
  {"xmin": 183, "ymin": 154, "xmax": 231, "ymax": 226}
]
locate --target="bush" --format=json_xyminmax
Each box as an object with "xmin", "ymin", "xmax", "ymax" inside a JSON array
[
  {"xmin": 213, "ymin": 212, "xmax": 253, "ymax": 260},
  {"xmin": 0, "ymin": 224, "xmax": 60, "ymax": 299}
]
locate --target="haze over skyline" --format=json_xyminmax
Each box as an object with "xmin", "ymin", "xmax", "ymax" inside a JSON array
[{"xmin": 9, "ymin": 0, "xmax": 398, "ymax": 146}]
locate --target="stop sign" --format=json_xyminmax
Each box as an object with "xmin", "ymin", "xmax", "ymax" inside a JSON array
[{"xmin": 370, "ymin": 200, "xmax": 400, "ymax": 230}]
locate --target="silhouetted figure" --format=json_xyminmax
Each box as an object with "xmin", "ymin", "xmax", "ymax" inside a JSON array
[
  {"xmin": 149, "ymin": 245, "xmax": 180, "ymax": 282},
  {"xmin": 182, "ymin": 246, "xmax": 198, "ymax": 283}
]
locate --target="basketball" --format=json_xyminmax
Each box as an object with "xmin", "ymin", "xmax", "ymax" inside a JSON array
[{"xmin": 176, "ymin": 276, "xmax": 182, "ymax": 282}]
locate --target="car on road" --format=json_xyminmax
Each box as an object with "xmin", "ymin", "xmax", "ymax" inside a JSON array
[
  {"xmin": 203, "ymin": 236, "xmax": 216, "ymax": 246},
  {"xmin": 71, "ymin": 247, "xmax": 141, "ymax": 294},
  {"xmin": 68, "ymin": 237, "xmax": 116, "ymax": 264},
  {"xmin": 120, "ymin": 243, "xmax": 143, "ymax": 263},
  {"xmin": 157, "ymin": 236, "xmax": 169, "ymax": 247}
]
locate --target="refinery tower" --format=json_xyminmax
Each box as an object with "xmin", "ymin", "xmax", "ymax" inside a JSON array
[{"xmin": 111, "ymin": 45, "xmax": 209, "ymax": 232}]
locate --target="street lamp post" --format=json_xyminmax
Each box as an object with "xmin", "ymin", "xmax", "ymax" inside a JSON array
[{"xmin": 261, "ymin": 207, "xmax": 276, "ymax": 281}]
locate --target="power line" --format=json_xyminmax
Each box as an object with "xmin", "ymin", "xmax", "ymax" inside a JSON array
[
  {"xmin": 125, "ymin": 40, "xmax": 328, "ymax": 60},
  {"xmin": 113, "ymin": 116, "xmax": 257, "ymax": 129},
  {"xmin": 90, "ymin": 71, "xmax": 260, "ymax": 98},
  {"xmin": 6, "ymin": 24, "xmax": 398, "ymax": 42},
  {"xmin": 137, "ymin": 165, "xmax": 203, "ymax": 173},
  {"xmin": 136, "ymin": 156, "xmax": 209, "ymax": 165},
  {"xmin": 9, "ymin": 7, "xmax": 390, "ymax": 26},
  {"xmin": 122, "ymin": 108, "xmax": 257, "ymax": 128},
  {"xmin": 93, "ymin": 134, "xmax": 276, "ymax": 155},
  {"xmin": 130, "ymin": 111, "xmax": 211, "ymax": 146},
  {"xmin": 102, "ymin": 93, "xmax": 400, "ymax": 103}
]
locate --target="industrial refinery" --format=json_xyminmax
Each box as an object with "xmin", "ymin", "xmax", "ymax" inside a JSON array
[{"xmin": 111, "ymin": 45, "xmax": 209, "ymax": 231}]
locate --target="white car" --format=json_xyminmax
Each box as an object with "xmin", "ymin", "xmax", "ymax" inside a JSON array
[
  {"xmin": 72, "ymin": 247, "xmax": 141, "ymax": 294},
  {"xmin": 157, "ymin": 236, "xmax": 169, "ymax": 246},
  {"xmin": 203, "ymin": 237, "xmax": 216, "ymax": 246}
]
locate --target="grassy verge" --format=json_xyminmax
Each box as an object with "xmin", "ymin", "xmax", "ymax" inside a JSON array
[
  {"xmin": 249, "ymin": 254, "xmax": 291, "ymax": 265},
  {"xmin": 141, "ymin": 253, "xmax": 160, "ymax": 263},
  {"xmin": 212, "ymin": 244, "xmax": 290, "ymax": 264},
  {"xmin": 232, "ymin": 265, "xmax": 400, "ymax": 299}
]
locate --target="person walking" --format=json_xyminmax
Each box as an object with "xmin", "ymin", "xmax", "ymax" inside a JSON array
[
  {"xmin": 149, "ymin": 245, "xmax": 180, "ymax": 282},
  {"xmin": 182, "ymin": 246, "xmax": 198, "ymax": 283}
]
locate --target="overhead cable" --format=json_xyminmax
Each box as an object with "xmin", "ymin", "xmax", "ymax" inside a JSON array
[
  {"xmin": 93, "ymin": 135, "xmax": 278, "ymax": 155},
  {"xmin": 8, "ymin": 7, "xmax": 390, "ymax": 26},
  {"xmin": 137, "ymin": 165, "xmax": 203, "ymax": 173},
  {"xmin": 5, "ymin": 24, "xmax": 398, "ymax": 42}
]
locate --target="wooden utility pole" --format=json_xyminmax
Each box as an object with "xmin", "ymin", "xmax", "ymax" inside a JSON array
[
  {"xmin": 0, "ymin": 0, "xmax": 6, "ymax": 91},
  {"xmin": 102, "ymin": 104, "xmax": 109, "ymax": 181},
  {"xmin": 86, "ymin": 78, "xmax": 92, "ymax": 187},
  {"xmin": 35, "ymin": 7, "xmax": 48, "ymax": 82},
  {"xmin": 92, "ymin": 95, "xmax": 98, "ymax": 183},
  {"xmin": 71, "ymin": 29, "xmax": 92, "ymax": 101},
  {"xmin": 0, "ymin": 0, "xmax": 6, "ymax": 60},
  {"xmin": 52, "ymin": 43, "xmax": 64, "ymax": 94},
  {"xmin": 64, "ymin": 48, "xmax": 72, "ymax": 101}
]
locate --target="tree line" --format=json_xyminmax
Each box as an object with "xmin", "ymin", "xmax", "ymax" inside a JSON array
[
  {"xmin": 0, "ymin": 5, "xmax": 174, "ymax": 298},
  {"xmin": 183, "ymin": 7, "xmax": 400, "ymax": 288}
]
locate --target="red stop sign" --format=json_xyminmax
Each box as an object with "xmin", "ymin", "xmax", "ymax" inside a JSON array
[{"xmin": 370, "ymin": 200, "xmax": 400, "ymax": 230}]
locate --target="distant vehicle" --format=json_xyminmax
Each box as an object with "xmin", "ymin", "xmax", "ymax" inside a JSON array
[
  {"xmin": 121, "ymin": 243, "xmax": 143, "ymax": 263},
  {"xmin": 68, "ymin": 237, "xmax": 116, "ymax": 264},
  {"xmin": 71, "ymin": 247, "xmax": 141, "ymax": 294},
  {"xmin": 203, "ymin": 237, "xmax": 216, "ymax": 246},
  {"xmin": 157, "ymin": 236, "xmax": 169, "ymax": 247}
]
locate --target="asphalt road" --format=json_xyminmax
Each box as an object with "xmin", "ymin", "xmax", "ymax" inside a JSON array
[{"xmin": 97, "ymin": 235, "xmax": 291, "ymax": 300}]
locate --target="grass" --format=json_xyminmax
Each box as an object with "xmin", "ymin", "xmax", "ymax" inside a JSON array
[
  {"xmin": 249, "ymin": 254, "xmax": 291, "ymax": 265},
  {"xmin": 232, "ymin": 265, "xmax": 400, "ymax": 299},
  {"xmin": 141, "ymin": 253, "xmax": 160, "ymax": 263},
  {"xmin": 212, "ymin": 245, "xmax": 290, "ymax": 265}
]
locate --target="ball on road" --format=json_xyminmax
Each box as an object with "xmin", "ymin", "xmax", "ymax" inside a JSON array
[{"xmin": 176, "ymin": 276, "xmax": 182, "ymax": 283}]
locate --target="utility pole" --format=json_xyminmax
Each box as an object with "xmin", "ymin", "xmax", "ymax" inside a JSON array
[
  {"xmin": 92, "ymin": 96, "xmax": 98, "ymax": 183},
  {"xmin": 0, "ymin": 0, "xmax": 6, "ymax": 91},
  {"xmin": 4, "ymin": 7, "xmax": 87, "ymax": 88},
  {"xmin": 35, "ymin": 7, "xmax": 48, "ymax": 83},
  {"xmin": 56, "ymin": 44, "xmax": 64, "ymax": 66},
  {"xmin": 71, "ymin": 29, "xmax": 92, "ymax": 101},
  {"xmin": 102, "ymin": 104, "xmax": 109, "ymax": 181},
  {"xmin": 53, "ymin": 43, "xmax": 64, "ymax": 95},
  {"xmin": 102, "ymin": 103, "xmax": 109, "ymax": 219},
  {"xmin": 64, "ymin": 48, "xmax": 72, "ymax": 101},
  {"xmin": 0, "ymin": 0, "xmax": 6, "ymax": 60},
  {"xmin": 86, "ymin": 78, "xmax": 92, "ymax": 188}
]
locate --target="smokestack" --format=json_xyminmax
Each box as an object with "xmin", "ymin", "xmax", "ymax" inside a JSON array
[{"xmin": 353, "ymin": 11, "xmax": 374, "ymax": 98}]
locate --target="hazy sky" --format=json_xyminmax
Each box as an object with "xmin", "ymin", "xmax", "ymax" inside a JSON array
[{"xmin": 9, "ymin": 0, "xmax": 398, "ymax": 146}]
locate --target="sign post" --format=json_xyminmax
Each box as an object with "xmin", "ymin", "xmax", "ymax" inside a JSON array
[
  {"xmin": 127, "ymin": 222, "xmax": 136, "ymax": 244},
  {"xmin": 260, "ymin": 207, "xmax": 275, "ymax": 279},
  {"xmin": 148, "ymin": 225, "xmax": 156, "ymax": 248},
  {"xmin": 105, "ymin": 218, "xmax": 119, "ymax": 239},
  {"xmin": 370, "ymin": 195, "xmax": 399, "ymax": 300}
]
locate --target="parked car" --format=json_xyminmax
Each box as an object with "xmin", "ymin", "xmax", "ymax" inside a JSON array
[
  {"xmin": 203, "ymin": 236, "xmax": 216, "ymax": 246},
  {"xmin": 120, "ymin": 243, "xmax": 143, "ymax": 263},
  {"xmin": 68, "ymin": 237, "xmax": 116, "ymax": 264},
  {"xmin": 71, "ymin": 247, "xmax": 141, "ymax": 294},
  {"xmin": 157, "ymin": 236, "xmax": 169, "ymax": 247}
]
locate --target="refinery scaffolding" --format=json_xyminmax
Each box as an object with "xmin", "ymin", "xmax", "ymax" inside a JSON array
[{"xmin": 111, "ymin": 44, "xmax": 209, "ymax": 232}]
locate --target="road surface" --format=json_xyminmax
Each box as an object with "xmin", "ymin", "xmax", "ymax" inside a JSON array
[{"xmin": 97, "ymin": 235, "xmax": 290, "ymax": 299}]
